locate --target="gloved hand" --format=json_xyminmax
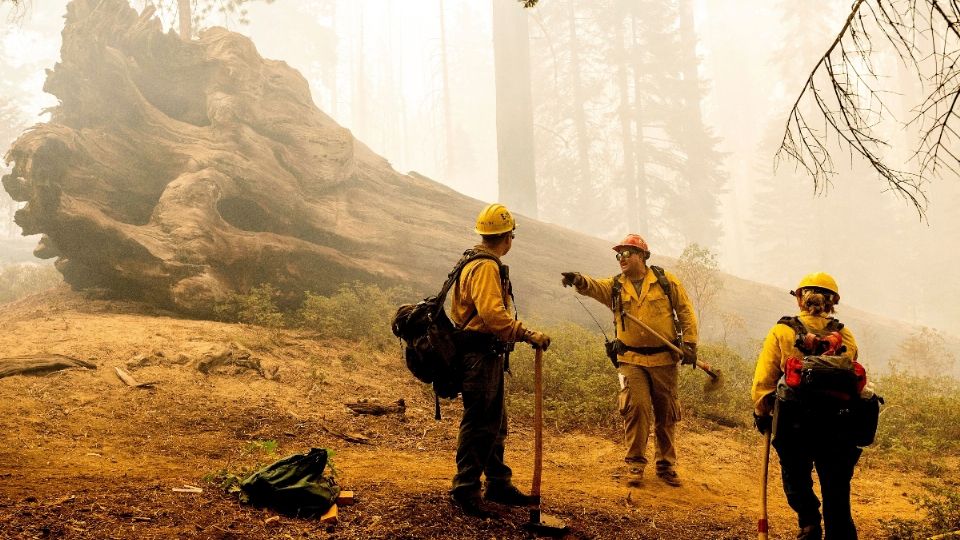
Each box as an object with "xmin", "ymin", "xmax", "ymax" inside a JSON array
[
  {"xmin": 680, "ymin": 342, "xmax": 697, "ymax": 366},
  {"xmin": 560, "ymin": 272, "xmax": 584, "ymax": 288},
  {"xmin": 753, "ymin": 413, "xmax": 772, "ymax": 435},
  {"xmin": 524, "ymin": 329, "xmax": 551, "ymax": 351}
]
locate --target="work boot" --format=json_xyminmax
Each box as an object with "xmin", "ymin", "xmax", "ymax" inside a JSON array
[
  {"xmin": 450, "ymin": 491, "xmax": 494, "ymax": 519},
  {"xmin": 796, "ymin": 523, "xmax": 822, "ymax": 540},
  {"xmin": 656, "ymin": 469, "xmax": 682, "ymax": 487},
  {"xmin": 482, "ymin": 482, "xmax": 537, "ymax": 507}
]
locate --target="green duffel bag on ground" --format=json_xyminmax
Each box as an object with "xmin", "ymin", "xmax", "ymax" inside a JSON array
[{"xmin": 239, "ymin": 447, "xmax": 340, "ymax": 517}]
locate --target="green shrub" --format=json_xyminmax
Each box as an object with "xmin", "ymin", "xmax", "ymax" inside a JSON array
[
  {"xmin": 295, "ymin": 282, "xmax": 410, "ymax": 350},
  {"xmin": 0, "ymin": 263, "xmax": 62, "ymax": 303},
  {"xmin": 214, "ymin": 284, "xmax": 286, "ymax": 327},
  {"xmin": 507, "ymin": 323, "xmax": 620, "ymax": 431},
  {"xmin": 677, "ymin": 343, "xmax": 755, "ymax": 428},
  {"xmin": 881, "ymin": 482, "xmax": 960, "ymax": 539},
  {"xmin": 872, "ymin": 373, "xmax": 960, "ymax": 458}
]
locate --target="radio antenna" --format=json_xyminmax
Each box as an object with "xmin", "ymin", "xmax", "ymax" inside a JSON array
[{"xmin": 573, "ymin": 295, "xmax": 609, "ymax": 342}]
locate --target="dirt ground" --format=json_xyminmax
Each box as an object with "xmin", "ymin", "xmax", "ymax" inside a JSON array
[{"xmin": 0, "ymin": 288, "xmax": 931, "ymax": 539}]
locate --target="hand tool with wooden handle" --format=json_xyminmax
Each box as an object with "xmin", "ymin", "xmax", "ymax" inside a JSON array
[{"xmin": 621, "ymin": 311, "xmax": 720, "ymax": 381}]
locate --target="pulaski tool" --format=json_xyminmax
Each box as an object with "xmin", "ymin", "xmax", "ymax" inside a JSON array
[
  {"xmin": 621, "ymin": 311, "xmax": 723, "ymax": 391},
  {"xmin": 527, "ymin": 348, "xmax": 569, "ymax": 536}
]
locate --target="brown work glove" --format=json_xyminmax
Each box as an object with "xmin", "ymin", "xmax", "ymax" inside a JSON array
[
  {"xmin": 680, "ymin": 342, "xmax": 697, "ymax": 366},
  {"xmin": 524, "ymin": 329, "xmax": 551, "ymax": 351},
  {"xmin": 560, "ymin": 272, "xmax": 585, "ymax": 288}
]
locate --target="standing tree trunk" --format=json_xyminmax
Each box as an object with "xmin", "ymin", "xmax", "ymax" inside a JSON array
[
  {"xmin": 568, "ymin": 1, "xmax": 594, "ymax": 221},
  {"xmin": 352, "ymin": 4, "xmax": 367, "ymax": 138},
  {"xmin": 676, "ymin": 0, "xmax": 716, "ymax": 246},
  {"xmin": 614, "ymin": 7, "xmax": 637, "ymax": 231},
  {"xmin": 177, "ymin": 0, "xmax": 191, "ymax": 41},
  {"xmin": 439, "ymin": 0, "xmax": 454, "ymax": 181},
  {"xmin": 630, "ymin": 12, "xmax": 649, "ymax": 233},
  {"xmin": 389, "ymin": 0, "xmax": 406, "ymax": 168},
  {"xmin": 491, "ymin": 0, "xmax": 537, "ymax": 217},
  {"xmin": 329, "ymin": 0, "xmax": 339, "ymax": 118}
]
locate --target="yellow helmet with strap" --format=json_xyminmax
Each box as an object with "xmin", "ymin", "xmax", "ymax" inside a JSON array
[
  {"xmin": 792, "ymin": 272, "xmax": 840, "ymax": 301},
  {"xmin": 474, "ymin": 203, "xmax": 515, "ymax": 235}
]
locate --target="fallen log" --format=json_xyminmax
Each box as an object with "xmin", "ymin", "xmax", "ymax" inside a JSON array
[
  {"xmin": 114, "ymin": 366, "xmax": 157, "ymax": 388},
  {"xmin": 195, "ymin": 346, "xmax": 275, "ymax": 379},
  {"xmin": 319, "ymin": 424, "xmax": 371, "ymax": 445},
  {"xmin": 0, "ymin": 355, "xmax": 96, "ymax": 379},
  {"xmin": 345, "ymin": 399, "xmax": 405, "ymax": 416}
]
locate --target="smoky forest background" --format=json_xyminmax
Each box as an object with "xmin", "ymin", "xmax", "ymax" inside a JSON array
[
  {"xmin": 1, "ymin": 1, "xmax": 960, "ymax": 539},
  {"xmin": 4, "ymin": 0, "xmax": 959, "ymax": 336}
]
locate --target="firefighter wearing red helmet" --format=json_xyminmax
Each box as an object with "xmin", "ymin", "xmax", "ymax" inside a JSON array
[{"xmin": 561, "ymin": 233, "xmax": 698, "ymax": 488}]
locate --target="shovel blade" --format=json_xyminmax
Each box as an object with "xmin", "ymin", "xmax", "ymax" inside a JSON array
[{"xmin": 527, "ymin": 508, "xmax": 569, "ymax": 537}]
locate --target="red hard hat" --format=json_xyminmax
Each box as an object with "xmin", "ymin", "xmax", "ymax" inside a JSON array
[{"xmin": 613, "ymin": 234, "xmax": 649, "ymax": 253}]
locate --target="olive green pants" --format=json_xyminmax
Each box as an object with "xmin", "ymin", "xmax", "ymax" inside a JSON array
[
  {"xmin": 618, "ymin": 363, "xmax": 681, "ymax": 472},
  {"xmin": 451, "ymin": 349, "xmax": 511, "ymax": 496}
]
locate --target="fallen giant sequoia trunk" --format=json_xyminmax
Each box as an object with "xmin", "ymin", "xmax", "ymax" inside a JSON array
[{"xmin": 3, "ymin": 0, "xmax": 514, "ymax": 316}]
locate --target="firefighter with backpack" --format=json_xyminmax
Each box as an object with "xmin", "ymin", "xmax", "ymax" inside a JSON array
[
  {"xmin": 560, "ymin": 233, "xmax": 698, "ymax": 488},
  {"xmin": 447, "ymin": 203, "xmax": 551, "ymax": 518},
  {"xmin": 752, "ymin": 272, "xmax": 876, "ymax": 540}
]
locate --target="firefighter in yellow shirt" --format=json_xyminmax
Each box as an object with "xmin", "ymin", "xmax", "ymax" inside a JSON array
[
  {"xmin": 752, "ymin": 272, "xmax": 861, "ymax": 540},
  {"xmin": 448, "ymin": 203, "xmax": 551, "ymax": 518},
  {"xmin": 561, "ymin": 234, "xmax": 698, "ymax": 488}
]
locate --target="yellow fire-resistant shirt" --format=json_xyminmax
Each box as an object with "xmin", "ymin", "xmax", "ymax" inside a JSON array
[
  {"xmin": 576, "ymin": 268, "xmax": 698, "ymax": 367},
  {"xmin": 751, "ymin": 311, "xmax": 859, "ymax": 415},
  {"xmin": 450, "ymin": 245, "xmax": 525, "ymax": 343}
]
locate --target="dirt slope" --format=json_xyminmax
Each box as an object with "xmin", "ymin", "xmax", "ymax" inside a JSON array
[{"xmin": 0, "ymin": 289, "xmax": 928, "ymax": 539}]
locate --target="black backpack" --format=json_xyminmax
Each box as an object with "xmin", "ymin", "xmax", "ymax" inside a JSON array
[
  {"xmin": 391, "ymin": 249, "xmax": 501, "ymax": 418},
  {"xmin": 773, "ymin": 316, "xmax": 882, "ymax": 447}
]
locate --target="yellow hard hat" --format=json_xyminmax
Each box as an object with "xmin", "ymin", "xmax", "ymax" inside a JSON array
[
  {"xmin": 474, "ymin": 203, "xmax": 515, "ymax": 235},
  {"xmin": 791, "ymin": 272, "xmax": 840, "ymax": 301}
]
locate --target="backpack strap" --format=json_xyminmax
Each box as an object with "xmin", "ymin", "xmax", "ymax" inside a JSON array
[
  {"xmin": 439, "ymin": 250, "xmax": 499, "ymax": 301},
  {"xmin": 445, "ymin": 249, "xmax": 502, "ymax": 329},
  {"xmin": 651, "ymin": 265, "xmax": 684, "ymax": 347},
  {"xmin": 611, "ymin": 277, "xmax": 624, "ymax": 334},
  {"xmin": 777, "ymin": 316, "xmax": 813, "ymax": 354},
  {"xmin": 824, "ymin": 318, "xmax": 845, "ymax": 332},
  {"xmin": 776, "ymin": 316, "xmax": 806, "ymax": 334}
]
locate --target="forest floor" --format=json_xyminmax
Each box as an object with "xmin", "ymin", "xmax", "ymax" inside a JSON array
[{"xmin": 0, "ymin": 288, "xmax": 935, "ymax": 539}]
